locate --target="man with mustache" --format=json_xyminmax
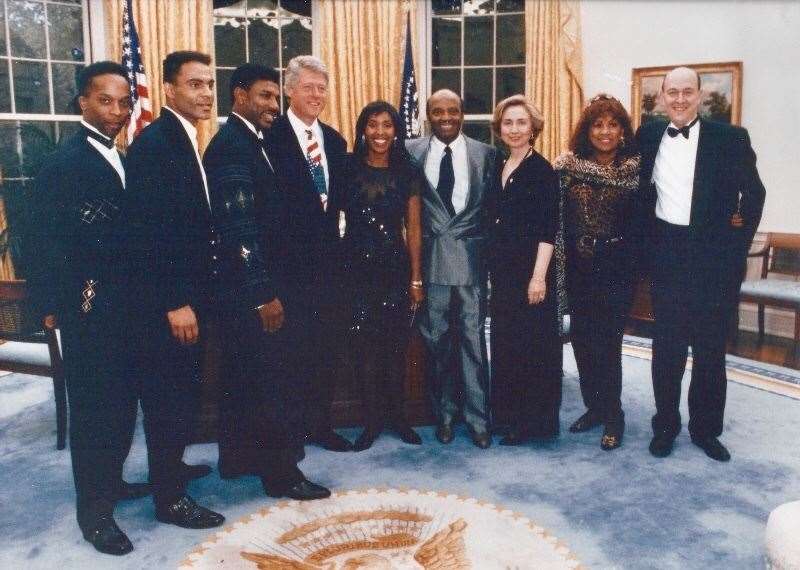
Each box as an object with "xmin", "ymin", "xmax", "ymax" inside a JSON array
[
  {"xmin": 125, "ymin": 51, "xmax": 224, "ymax": 531},
  {"xmin": 406, "ymin": 89, "xmax": 497, "ymax": 449},
  {"xmin": 203, "ymin": 63, "xmax": 330, "ymax": 500},
  {"xmin": 28, "ymin": 61, "xmax": 148, "ymax": 555}
]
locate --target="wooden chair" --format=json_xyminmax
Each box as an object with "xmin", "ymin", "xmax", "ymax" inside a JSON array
[
  {"xmin": 739, "ymin": 233, "xmax": 800, "ymax": 351},
  {"xmin": 0, "ymin": 279, "xmax": 67, "ymax": 449}
]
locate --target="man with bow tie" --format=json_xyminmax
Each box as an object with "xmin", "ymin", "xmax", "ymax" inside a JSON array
[
  {"xmin": 264, "ymin": 55, "xmax": 351, "ymax": 453},
  {"xmin": 28, "ymin": 61, "xmax": 146, "ymax": 556},
  {"xmin": 636, "ymin": 66, "xmax": 766, "ymax": 462},
  {"xmin": 203, "ymin": 63, "xmax": 330, "ymax": 501}
]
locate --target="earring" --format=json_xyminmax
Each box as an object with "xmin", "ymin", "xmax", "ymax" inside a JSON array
[
  {"xmin": 619, "ymin": 136, "xmax": 626, "ymax": 148},
  {"xmin": 360, "ymin": 134, "xmax": 365, "ymax": 144}
]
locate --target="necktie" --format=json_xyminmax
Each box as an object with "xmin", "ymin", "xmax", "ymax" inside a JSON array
[
  {"xmin": 85, "ymin": 128, "xmax": 114, "ymax": 149},
  {"xmin": 666, "ymin": 116, "xmax": 699, "ymax": 139},
  {"xmin": 305, "ymin": 129, "xmax": 327, "ymax": 210},
  {"xmin": 437, "ymin": 145, "xmax": 456, "ymax": 217}
]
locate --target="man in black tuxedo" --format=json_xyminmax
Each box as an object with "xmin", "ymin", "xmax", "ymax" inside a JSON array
[
  {"xmin": 125, "ymin": 51, "xmax": 224, "ymax": 528},
  {"xmin": 637, "ymin": 66, "xmax": 766, "ymax": 461},
  {"xmin": 28, "ymin": 61, "xmax": 147, "ymax": 555},
  {"xmin": 264, "ymin": 55, "xmax": 351, "ymax": 452},
  {"xmin": 203, "ymin": 63, "xmax": 330, "ymax": 501}
]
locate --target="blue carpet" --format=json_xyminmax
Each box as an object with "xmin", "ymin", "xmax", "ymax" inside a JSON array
[{"xmin": 1, "ymin": 342, "xmax": 799, "ymax": 569}]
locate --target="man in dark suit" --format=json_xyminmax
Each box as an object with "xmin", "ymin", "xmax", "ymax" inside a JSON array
[
  {"xmin": 264, "ymin": 55, "xmax": 351, "ymax": 452},
  {"xmin": 203, "ymin": 63, "xmax": 330, "ymax": 500},
  {"xmin": 405, "ymin": 89, "xmax": 496, "ymax": 449},
  {"xmin": 125, "ymin": 51, "xmax": 224, "ymax": 528},
  {"xmin": 637, "ymin": 66, "xmax": 766, "ymax": 461},
  {"xmin": 28, "ymin": 61, "xmax": 147, "ymax": 555}
]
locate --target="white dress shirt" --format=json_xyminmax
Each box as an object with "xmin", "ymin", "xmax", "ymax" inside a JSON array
[
  {"xmin": 287, "ymin": 107, "xmax": 329, "ymax": 191},
  {"xmin": 230, "ymin": 111, "xmax": 274, "ymax": 172},
  {"xmin": 652, "ymin": 118, "xmax": 701, "ymax": 226},
  {"xmin": 162, "ymin": 106, "xmax": 210, "ymax": 208},
  {"xmin": 81, "ymin": 120, "xmax": 125, "ymax": 188},
  {"xmin": 424, "ymin": 134, "xmax": 469, "ymax": 214}
]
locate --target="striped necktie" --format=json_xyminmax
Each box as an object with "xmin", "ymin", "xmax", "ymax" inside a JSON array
[{"xmin": 305, "ymin": 128, "xmax": 328, "ymax": 210}]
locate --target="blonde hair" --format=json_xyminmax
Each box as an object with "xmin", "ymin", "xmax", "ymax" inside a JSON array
[{"xmin": 491, "ymin": 94, "xmax": 544, "ymax": 142}]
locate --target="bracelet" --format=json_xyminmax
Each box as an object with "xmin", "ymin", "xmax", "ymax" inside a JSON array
[{"xmin": 410, "ymin": 280, "xmax": 424, "ymax": 289}]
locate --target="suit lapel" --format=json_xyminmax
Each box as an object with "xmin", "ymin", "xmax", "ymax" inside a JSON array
[
  {"xmin": 689, "ymin": 119, "xmax": 715, "ymax": 227},
  {"xmin": 457, "ymin": 137, "xmax": 482, "ymax": 218},
  {"xmin": 161, "ymin": 111, "xmax": 210, "ymax": 216},
  {"xmin": 77, "ymin": 129, "xmax": 125, "ymax": 192},
  {"xmin": 414, "ymin": 136, "xmax": 452, "ymax": 217}
]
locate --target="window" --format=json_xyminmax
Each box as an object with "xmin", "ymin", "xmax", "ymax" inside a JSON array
[
  {"xmin": 212, "ymin": 0, "xmax": 313, "ymax": 117},
  {"xmin": 0, "ymin": 0, "xmax": 89, "ymax": 272},
  {"xmin": 428, "ymin": 0, "xmax": 525, "ymax": 144}
]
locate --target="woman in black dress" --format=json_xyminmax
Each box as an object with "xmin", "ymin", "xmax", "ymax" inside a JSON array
[
  {"xmin": 554, "ymin": 94, "xmax": 640, "ymax": 450},
  {"xmin": 344, "ymin": 101, "xmax": 425, "ymax": 451},
  {"xmin": 488, "ymin": 95, "xmax": 563, "ymax": 445}
]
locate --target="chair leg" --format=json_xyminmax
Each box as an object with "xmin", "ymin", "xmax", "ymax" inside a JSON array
[
  {"xmin": 52, "ymin": 372, "xmax": 67, "ymax": 450},
  {"xmin": 793, "ymin": 310, "xmax": 800, "ymax": 366},
  {"xmin": 757, "ymin": 303, "xmax": 766, "ymax": 344}
]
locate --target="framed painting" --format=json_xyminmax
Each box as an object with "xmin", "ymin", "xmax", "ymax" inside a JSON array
[{"xmin": 630, "ymin": 61, "xmax": 742, "ymax": 129}]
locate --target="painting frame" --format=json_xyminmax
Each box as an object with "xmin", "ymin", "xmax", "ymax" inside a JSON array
[{"xmin": 631, "ymin": 61, "xmax": 742, "ymax": 129}]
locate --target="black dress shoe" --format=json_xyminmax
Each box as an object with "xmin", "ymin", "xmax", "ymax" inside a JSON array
[
  {"xmin": 569, "ymin": 410, "xmax": 602, "ymax": 433},
  {"xmin": 393, "ymin": 423, "xmax": 422, "ymax": 445},
  {"xmin": 309, "ymin": 429, "xmax": 353, "ymax": 452},
  {"xmin": 649, "ymin": 433, "xmax": 675, "ymax": 458},
  {"xmin": 115, "ymin": 480, "xmax": 151, "ymax": 501},
  {"xmin": 82, "ymin": 515, "xmax": 133, "ymax": 556},
  {"xmin": 155, "ymin": 495, "xmax": 225, "ymax": 529},
  {"xmin": 264, "ymin": 479, "xmax": 331, "ymax": 501},
  {"xmin": 600, "ymin": 423, "xmax": 624, "ymax": 451},
  {"xmin": 353, "ymin": 427, "xmax": 381, "ymax": 451},
  {"xmin": 499, "ymin": 428, "xmax": 530, "ymax": 446},
  {"xmin": 179, "ymin": 462, "xmax": 212, "ymax": 482},
  {"xmin": 470, "ymin": 430, "xmax": 492, "ymax": 449},
  {"xmin": 691, "ymin": 436, "xmax": 731, "ymax": 462},
  {"xmin": 435, "ymin": 423, "xmax": 454, "ymax": 444}
]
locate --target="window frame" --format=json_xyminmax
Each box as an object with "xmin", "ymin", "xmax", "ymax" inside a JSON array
[
  {"xmin": 424, "ymin": 0, "xmax": 526, "ymax": 144},
  {"xmin": 212, "ymin": 0, "xmax": 318, "ymax": 119}
]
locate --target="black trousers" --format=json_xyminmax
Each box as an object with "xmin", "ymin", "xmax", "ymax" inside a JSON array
[
  {"xmin": 133, "ymin": 319, "xmax": 202, "ymax": 506},
  {"xmin": 61, "ymin": 317, "xmax": 138, "ymax": 531},
  {"xmin": 651, "ymin": 220, "xmax": 733, "ymax": 440},
  {"xmin": 217, "ymin": 310, "xmax": 303, "ymax": 487},
  {"xmin": 566, "ymin": 243, "xmax": 631, "ymax": 425},
  {"xmin": 490, "ymin": 272, "xmax": 562, "ymax": 436}
]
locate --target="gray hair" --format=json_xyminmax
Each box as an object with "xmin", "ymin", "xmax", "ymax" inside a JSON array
[{"xmin": 284, "ymin": 55, "xmax": 329, "ymax": 91}]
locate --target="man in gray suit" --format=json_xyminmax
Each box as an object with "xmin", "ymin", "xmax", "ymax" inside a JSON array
[{"xmin": 406, "ymin": 89, "xmax": 497, "ymax": 448}]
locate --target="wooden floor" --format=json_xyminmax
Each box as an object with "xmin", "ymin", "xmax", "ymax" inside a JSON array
[{"xmin": 627, "ymin": 321, "xmax": 800, "ymax": 371}]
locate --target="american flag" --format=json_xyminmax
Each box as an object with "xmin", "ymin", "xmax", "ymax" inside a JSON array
[
  {"xmin": 122, "ymin": 0, "xmax": 152, "ymax": 144},
  {"xmin": 399, "ymin": 12, "xmax": 420, "ymax": 139}
]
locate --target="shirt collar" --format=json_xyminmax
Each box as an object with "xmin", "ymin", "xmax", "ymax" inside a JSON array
[
  {"xmin": 430, "ymin": 133, "xmax": 465, "ymax": 153},
  {"xmin": 287, "ymin": 107, "xmax": 321, "ymax": 136},
  {"xmin": 80, "ymin": 120, "xmax": 112, "ymax": 144},
  {"xmin": 231, "ymin": 112, "xmax": 263, "ymax": 140},
  {"xmin": 163, "ymin": 106, "xmax": 198, "ymax": 147}
]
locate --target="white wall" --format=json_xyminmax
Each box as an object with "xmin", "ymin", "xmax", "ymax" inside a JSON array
[{"xmin": 581, "ymin": 0, "xmax": 800, "ymax": 233}]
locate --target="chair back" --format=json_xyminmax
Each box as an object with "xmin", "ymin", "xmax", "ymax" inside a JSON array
[
  {"xmin": 0, "ymin": 279, "xmax": 44, "ymax": 339},
  {"xmin": 765, "ymin": 233, "xmax": 800, "ymax": 279}
]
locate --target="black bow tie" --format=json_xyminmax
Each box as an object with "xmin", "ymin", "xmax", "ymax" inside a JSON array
[
  {"xmin": 85, "ymin": 128, "xmax": 115, "ymax": 149},
  {"xmin": 666, "ymin": 117, "xmax": 699, "ymax": 139}
]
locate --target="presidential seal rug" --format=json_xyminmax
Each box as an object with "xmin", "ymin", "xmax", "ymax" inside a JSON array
[{"xmin": 179, "ymin": 488, "xmax": 584, "ymax": 569}]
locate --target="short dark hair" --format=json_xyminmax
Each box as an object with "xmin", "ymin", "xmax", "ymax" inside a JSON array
[
  {"xmin": 425, "ymin": 89, "xmax": 463, "ymax": 116},
  {"xmin": 162, "ymin": 50, "xmax": 211, "ymax": 84},
  {"xmin": 353, "ymin": 100, "xmax": 413, "ymax": 174},
  {"xmin": 77, "ymin": 61, "xmax": 129, "ymax": 98},
  {"xmin": 568, "ymin": 94, "xmax": 637, "ymax": 160},
  {"xmin": 229, "ymin": 63, "xmax": 280, "ymax": 104}
]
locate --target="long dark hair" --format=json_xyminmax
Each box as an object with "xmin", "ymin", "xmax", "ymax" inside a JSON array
[
  {"xmin": 568, "ymin": 94, "xmax": 637, "ymax": 160},
  {"xmin": 353, "ymin": 100, "xmax": 412, "ymax": 173}
]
